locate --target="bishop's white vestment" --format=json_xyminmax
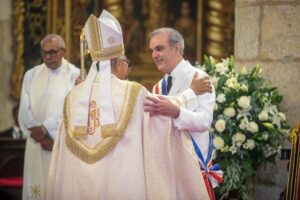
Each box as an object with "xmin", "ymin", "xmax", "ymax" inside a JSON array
[{"xmin": 46, "ymin": 75, "xmax": 209, "ymax": 200}]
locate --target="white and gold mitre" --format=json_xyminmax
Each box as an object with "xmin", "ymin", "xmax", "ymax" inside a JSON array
[{"xmin": 83, "ymin": 10, "xmax": 124, "ymax": 61}]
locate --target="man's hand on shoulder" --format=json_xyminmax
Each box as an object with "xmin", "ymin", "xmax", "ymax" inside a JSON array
[
  {"xmin": 190, "ymin": 72, "xmax": 212, "ymax": 95},
  {"xmin": 144, "ymin": 95, "xmax": 180, "ymax": 118}
]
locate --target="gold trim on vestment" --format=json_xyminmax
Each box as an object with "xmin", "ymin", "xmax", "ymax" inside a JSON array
[
  {"xmin": 64, "ymin": 81, "xmax": 142, "ymax": 164},
  {"xmin": 73, "ymin": 126, "xmax": 87, "ymax": 138}
]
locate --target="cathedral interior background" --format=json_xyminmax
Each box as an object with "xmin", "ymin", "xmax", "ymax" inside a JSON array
[{"xmin": 11, "ymin": 0, "xmax": 234, "ymax": 98}]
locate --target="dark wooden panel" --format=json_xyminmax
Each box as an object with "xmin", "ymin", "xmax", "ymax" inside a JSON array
[{"xmin": 0, "ymin": 138, "xmax": 26, "ymax": 177}]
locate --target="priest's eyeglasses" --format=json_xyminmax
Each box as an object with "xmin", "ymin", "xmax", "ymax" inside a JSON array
[{"xmin": 41, "ymin": 49, "xmax": 61, "ymax": 57}]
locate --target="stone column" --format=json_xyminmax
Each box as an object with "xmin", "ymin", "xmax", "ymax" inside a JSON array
[{"xmin": 235, "ymin": 0, "xmax": 300, "ymax": 199}]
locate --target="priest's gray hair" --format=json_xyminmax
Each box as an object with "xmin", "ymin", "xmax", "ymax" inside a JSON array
[
  {"xmin": 41, "ymin": 33, "xmax": 66, "ymax": 49},
  {"xmin": 150, "ymin": 27, "xmax": 185, "ymax": 55},
  {"xmin": 111, "ymin": 54, "xmax": 127, "ymax": 68}
]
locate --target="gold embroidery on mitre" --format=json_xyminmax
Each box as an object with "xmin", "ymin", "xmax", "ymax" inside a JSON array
[
  {"xmin": 64, "ymin": 82, "xmax": 142, "ymax": 164},
  {"xmin": 85, "ymin": 14, "xmax": 124, "ymax": 62},
  {"xmin": 107, "ymin": 36, "xmax": 115, "ymax": 44}
]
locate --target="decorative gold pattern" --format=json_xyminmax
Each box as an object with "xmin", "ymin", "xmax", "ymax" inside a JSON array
[
  {"xmin": 203, "ymin": 0, "xmax": 234, "ymax": 60},
  {"xmin": 196, "ymin": 0, "xmax": 203, "ymax": 62},
  {"xmin": 30, "ymin": 184, "xmax": 41, "ymax": 200},
  {"xmin": 291, "ymin": 123, "xmax": 300, "ymax": 149},
  {"xmin": 64, "ymin": 0, "xmax": 71, "ymax": 59},
  {"xmin": 102, "ymin": 0, "xmax": 122, "ymax": 19},
  {"xmin": 11, "ymin": 0, "xmax": 25, "ymax": 100},
  {"xmin": 64, "ymin": 81, "xmax": 142, "ymax": 164}
]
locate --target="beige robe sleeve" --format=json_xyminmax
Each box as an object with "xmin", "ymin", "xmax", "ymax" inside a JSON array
[{"xmin": 143, "ymin": 113, "xmax": 209, "ymax": 200}]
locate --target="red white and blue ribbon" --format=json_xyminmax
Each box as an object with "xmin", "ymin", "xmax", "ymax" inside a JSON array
[
  {"xmin": 191, "ymin": 134, "xmax": 224, "ymax": 185},
  {"xmin": 153, "ymin": 78, "xmax": 167, "ymax": 95}
]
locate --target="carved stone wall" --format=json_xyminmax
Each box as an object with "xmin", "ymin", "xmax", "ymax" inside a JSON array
[{"xmin": 235, "ymin": 0, "xmax": 300, "ymax": 199}]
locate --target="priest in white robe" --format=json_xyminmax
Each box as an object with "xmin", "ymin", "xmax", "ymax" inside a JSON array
[
  {"xmin": 18, "ymin": 33, "xmax": 79, "ymax": 200},
  {"xmin": 46, "ymin": 10, "xmax": 209, "ymax": 200}
]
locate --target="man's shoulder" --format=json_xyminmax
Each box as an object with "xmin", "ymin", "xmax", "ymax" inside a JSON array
[
  {"xmin": 118, "ymin": 79, "xmax": 146, "ymax": 93},
  {"xmin": 67, "ymin": 62, "xmax": 79, "ymax": 70},
  {"xmin": 65, "ymin": 60, "xmax": 80, "ymax": 73},
  {"xmin": 24, "ymin": 63, "xmax": 45, "ymax": 77},
  {"xmin": 121, "ymin": 80, "xmax": 149, "ymax": 97}
]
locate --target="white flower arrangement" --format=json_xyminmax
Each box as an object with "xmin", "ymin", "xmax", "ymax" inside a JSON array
[{"xmin": 197, "ymin": 56, "xmax": 290, "ymax": 200}]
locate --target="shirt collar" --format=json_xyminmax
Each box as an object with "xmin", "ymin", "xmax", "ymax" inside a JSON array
[{"xmin": 164, "ymin": 59, "xmax": 185, "ymax": 81}]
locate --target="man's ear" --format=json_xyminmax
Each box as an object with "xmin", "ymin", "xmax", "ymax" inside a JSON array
[
  {"xmin": 173, "ymin": 43, "xmax": 180, "ymax": 53},
  {"xmin": 116, "ymin": 60, "xmax": 122, "ymax": 70},
  {"xmin": 60, "ymin": 48, "xmax": 66, "ymax": 56}
]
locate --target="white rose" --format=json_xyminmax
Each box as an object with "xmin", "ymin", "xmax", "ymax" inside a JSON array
[
  {"xmin": 258, "ymin": 111, "xmax": 269, "ymax": 121},
  {"xmin": 215, "ymin": 119, "xmax": 226, "ymax": 133},
  {"xmin": 217, "ymin": 94, "xmax": 226, "ymax": 103},
  {"xmin": 213, "ymin": 136, "xmax": 224, "ymax": 150},
  {"xmin": 232, "ymin": 132, "xmax": 246, "ymax": 144},
  {"xmin": 223, "ymin": 107, "xmax": 236, "ymax": 118},
  {"xmin": 247, "ymin": 121, "xmax": 259, "ymax": 133},
  {"xmin": 215, "ymin": 62, "xmax": 228, "ymax": 74},
  {"xmin": 246, "ymin": 139, "xmax": 255, "ymax": 150},
  {"xmin": 238, "ymin": 96, "xmax": 251, "ymax": 109},
  {"xmin": 225, "ymin": 77, "xmax": 238, "ymax": 88},
  {"xmin": 278, "ymin": 112, "xmax": 286, "ymax": 121}
]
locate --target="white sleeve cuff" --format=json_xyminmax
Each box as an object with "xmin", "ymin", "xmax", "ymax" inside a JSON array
[
  {"xmin": 177, "ymin": 88, "xmax": 198, "ymax": 110},
  {"xmin": 43, "ymin": 118, "xmax": 59, "ymax": 139}
]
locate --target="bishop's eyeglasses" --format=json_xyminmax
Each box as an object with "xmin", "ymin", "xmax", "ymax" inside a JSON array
[{"xmin": 118, "ymin": 58, "xmax": 131, "ymax": 66}]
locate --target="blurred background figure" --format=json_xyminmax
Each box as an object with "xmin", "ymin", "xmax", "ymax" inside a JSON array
[
  {"xmin": 119, "ymin": 0, "xmax": 143, "ymax": 65},
  {"xmin": 175, "ymin": 0, "xmax": 196, "ymax": 63}
]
